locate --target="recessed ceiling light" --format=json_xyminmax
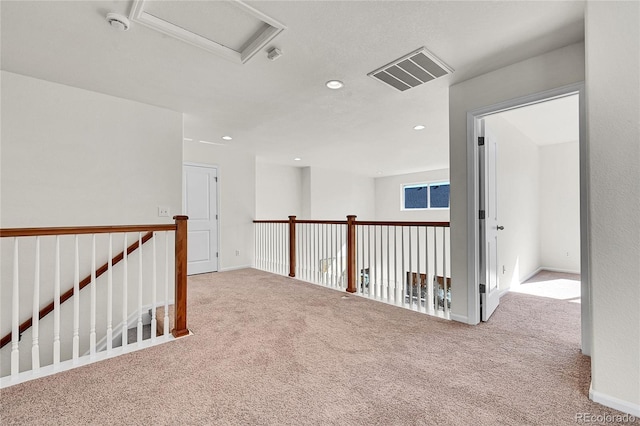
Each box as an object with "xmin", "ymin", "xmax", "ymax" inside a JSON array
[
  {"xmin": 413, "ymin": 125, "xmax": 425, "ymax": 130},
  {"xmin": 294, "ymin": 157, "xmax": 302, "ymax": 161},
  {"xmin": 326, "ymin": 80, "xmax": 344, "ymax": 89},
  {"xmin": 376, "ymin": 171, "xmax": 383, "ymax": 175},
  {"xmin": 222, "ymin": 136, "xmax": 233, "ymax": 141}
]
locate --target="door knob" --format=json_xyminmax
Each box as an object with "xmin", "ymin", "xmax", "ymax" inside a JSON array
[{"xmin": 497, "ymin": 226, "xmax": 504, "ymax": 230}]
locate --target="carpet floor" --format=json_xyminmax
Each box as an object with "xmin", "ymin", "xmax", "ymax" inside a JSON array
[{"xmin": 0, "ymin": 269, "xmax": 631, "ymax": 425}]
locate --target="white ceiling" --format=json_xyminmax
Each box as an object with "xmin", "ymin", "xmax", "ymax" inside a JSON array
[
  {"xmin": 0, "ymin": 1, "xmax": 586, "ymax": 177},
  {"xmin": 496, "ymin": 95, "xmax": 580, "ymax": 146}
]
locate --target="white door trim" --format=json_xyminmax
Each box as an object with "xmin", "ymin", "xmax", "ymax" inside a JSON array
[
  {"xmin": 183, "ymin": 162, "xmax": 221, "ymax": 274},
  {"xmin": 465, "ymin": 82, "xmax": 591, "ymax": 355}
]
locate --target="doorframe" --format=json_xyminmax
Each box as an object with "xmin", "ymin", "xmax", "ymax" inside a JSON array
[
  {"xmin": 182, "ymin": 162, "xmax": 221, "ymax": 273},
  {"xmin": 465, "ymin": 82, "xmax": 591, "ymax": 355}
]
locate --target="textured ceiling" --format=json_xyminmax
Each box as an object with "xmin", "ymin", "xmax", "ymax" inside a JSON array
[{"xmin": 0, "ymin": 1, "xmax": 586, "ymax": 177}]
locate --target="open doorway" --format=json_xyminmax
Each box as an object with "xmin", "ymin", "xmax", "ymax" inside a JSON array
[
  {"xmin": 468, "ymin": 83, "xmax": 590, "ymax": 354},
  {"xmin": 484, "ymin": 95, "xmax": 580, "ymax": 301}
]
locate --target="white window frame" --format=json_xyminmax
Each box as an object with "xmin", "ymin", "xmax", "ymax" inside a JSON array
[{"xmin": 401, "ymin": 181, "xmax": 450, "ymax": 211}]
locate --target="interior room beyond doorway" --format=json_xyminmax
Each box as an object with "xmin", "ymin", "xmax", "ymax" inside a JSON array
[{"xmin": 483, "ymin": 94, "xmax": 580, "ymax": 298}]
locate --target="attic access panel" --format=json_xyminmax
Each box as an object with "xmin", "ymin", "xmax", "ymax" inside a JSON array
[
  {"xmin": 130, "ymin": 0, "xmax": 285, "ymax": 64},
  {"xmin": 369, "ymin": 47, "xmax": 453, "ymax": 91}
]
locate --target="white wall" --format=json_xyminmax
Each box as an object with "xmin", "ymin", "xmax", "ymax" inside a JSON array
[
  {"xmin": 539, "ymin": 141, "xmax": 580, "ymax": 273},
  {"xmin": 255, "ymin": 162, "xmax": 302, "ymax": 219},
  {"xmin": 182, "ymin": 139, "xmax": 255, "ymax": 272},
  {"xmin": 303, "ymin": 167, "xmax": 375, "ymax": 220},
  {"xmin": 0, "ymin": 71, "xmax": 183, "ymax": 227},
  {"xmin": 484, "ymin": 115, "xmax": 541, "ymax": 289},
  {"xmin": 374, "ymin": 169, "xmax": 450, "ymax": 222},
  {"xmin": 0, "ymin": 71, "xmax": 183, "ymax": 376},
  {"xmin": 448, "ymin": 42, "xmax": 585, "ymax": 324},
  {"xmin": 586, "ymin": 1, "xmax": 640, "ymax": 414}
]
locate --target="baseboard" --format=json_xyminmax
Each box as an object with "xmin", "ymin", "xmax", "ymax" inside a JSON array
[
  {"xmin": 539, "ymin": 266, "xmax": 581, "ymax": 275},
  {"xmin": 219, "ymin": 264, "xmax": 252, "ymax": 272},
  {"xmin": 589, "ymin": 383, "xmax": 640, "ymax": 417},
  {"xmin": 517, "ymin": 266, "xmax": 581, "ymax": 286},
  {"xmin": 449, "ymin": 313, "xmax": 469, "ymax": 324},
  {"xmin": 519, "ymin": 267, "xmax": 543, "ymax": 284}
]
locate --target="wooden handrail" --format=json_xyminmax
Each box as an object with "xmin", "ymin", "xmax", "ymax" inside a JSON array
[
  {"xmin": 252, "ymin": 220, "xmax": 288, "ymax": 224},
  {"xmin": 292, "ymin": 220, "xmax": 348, "ymax": 225},
  {"xmin": 0, "ymin": 224, "xmax": 176, "ymax": 238},
  {"xmin": 252, "ymin": 219, "xmax": 449, "ymax": 227},
  {"xmin": 0, "ymin": 231, "xmax": 155, "ymax": 349},
  {"xmin": 354, "ymin": 220, "xmax": 449, "ymax": 227}
]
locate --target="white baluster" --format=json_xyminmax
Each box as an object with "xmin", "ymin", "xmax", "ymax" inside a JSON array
[
  {"xmin": 164, "ymin": 232, "xmax": 170, "ymax": 337},
  {"xmin": 385, "ymin": 226, "xmax": 389, "ymax": 301},
  {"xmin": 333, "ymin": 224, "xmax": 338, "ymax": 287},
  {"xmin": 443, "ymin": 227, "xmax": 449, "ymax": 318},
  {"xmin": 53, "ymin": 235, "xmax": 61, "ymax": 366},
  {"xmin": 122, "ymin": 234, "xmax": 128, "ymax": 347},
  {"xmin": 367, "ymin": 226, "xmax": 371, "ymax": 297},
  {"xmin": 323, "ymin": 224, "xmax": 327, "ymax": 286},
  {"xmin": 11, "ymin": 238, "xmax": 20, "ymax": 376},
  {"xmin": 401, "ymin": 227, "xmax": 406, "ymax": 307},
  {"xmin": 337, "ymin": 224, "xmax": 342, "ymax": 289},
  {"xmin": 424, "ymin": 227, "xmax": 435, "ymax": 314},
  {"xmin": 137, "ymin": 233, "xmax": 143, "ymax": 344},
  {"xmin": 90, "ymin": 234, "xmax": 96, "ymax": 355},
  {"xmin": 151, "ymin": 233, "xmax": 157, "ymax": 342},
  {"xmin": 309, "ymin": 224, "xmax": 312, "ymax": 282},
  {"xmin": 433, "ymin": 228, "xmax": 440, "ymax": 311},
  {"xmin": 417, "ymin": 227, "xmax": 422, "ymax": 312},
  {"xmin": 32, "ymin": 236, "xmax": 40, "ymax": 370},
  {"xmin": 73, "ymin": 235, "xmax": 79, "ymax": 360},
  {"xmin": 360, "ymin": 225, "xmax": 365, "ymax": 296},
  {"xmin": 376, "ymin": 225, "xmax": 388, "ymax": 300},
  {"xmin": 394, "ymin": 227, "xmax": 399, "ymax": 306},
  {"xmin": 408, "ymin": 227, "xmax": 413, "ymax": 309},
  {"xmin": 107, "ymin": 233, "xmax": 113, "ymax": 352}
]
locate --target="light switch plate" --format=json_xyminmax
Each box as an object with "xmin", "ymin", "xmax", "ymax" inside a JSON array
[{"xmin": 158, "ymin": 206, "xmax": 170, "ymax": 217}]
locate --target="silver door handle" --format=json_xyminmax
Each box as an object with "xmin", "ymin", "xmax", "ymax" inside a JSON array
[{"xmin": 497, "ymin": 226, "xmax": 504, "ymax": 231}]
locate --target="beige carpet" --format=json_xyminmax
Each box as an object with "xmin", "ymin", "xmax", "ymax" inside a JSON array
[{"xmin": 0, "ymin": 269, "xmax": 631, "ymax": 425}]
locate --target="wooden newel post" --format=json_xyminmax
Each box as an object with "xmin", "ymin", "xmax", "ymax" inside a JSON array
[
  {"xmin": 346, "ymin": 215, "xmax": 357, "ymax": 293},
  {"xmin": 173, "ymin": 215, "xmax": 189, "ymax": 338},
  {"xmin": 288, "ymin": 216, "xmax": 296, "ymax": 277}
]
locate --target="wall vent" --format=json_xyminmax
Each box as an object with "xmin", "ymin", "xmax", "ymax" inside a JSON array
[{"xmin": 368, "ymin": 47, "xmax": 453, "ymax": 92}]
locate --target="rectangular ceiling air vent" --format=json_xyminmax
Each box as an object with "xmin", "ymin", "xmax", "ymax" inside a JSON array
[{"xmin": 368, "ymin": 47, "xmax": 453, "ymax": 91}]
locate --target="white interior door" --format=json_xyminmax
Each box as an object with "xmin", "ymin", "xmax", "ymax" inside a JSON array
[
  {"xmin": 183, "ymin": 164, "xmax": 218, "ymax": 275},
  {"xmin": 479, "ymin": 119, "xmax": 501, "ymax": 321}
]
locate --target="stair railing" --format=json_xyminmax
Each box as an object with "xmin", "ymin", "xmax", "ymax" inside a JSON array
[
  {"xmin": 254, "ymin": 215, "xmax": 451, "ymax": 319},
  {"xmin": 0, "ymin": 216, "xmax": 188, "ymax": 387}
]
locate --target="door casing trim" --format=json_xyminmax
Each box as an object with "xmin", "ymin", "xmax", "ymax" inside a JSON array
[{"xmin": 465, "ymin": 82, "xmax": 590, "ymax": 355}]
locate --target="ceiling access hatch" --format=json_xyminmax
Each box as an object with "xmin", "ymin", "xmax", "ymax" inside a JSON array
[
  {"xmin": 368, "ymin": 47, "xmax": 453, "ymax": 91},
  {"xmin": 129, "ymin": 0, "xmax": 285, "ymax": 64}
]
